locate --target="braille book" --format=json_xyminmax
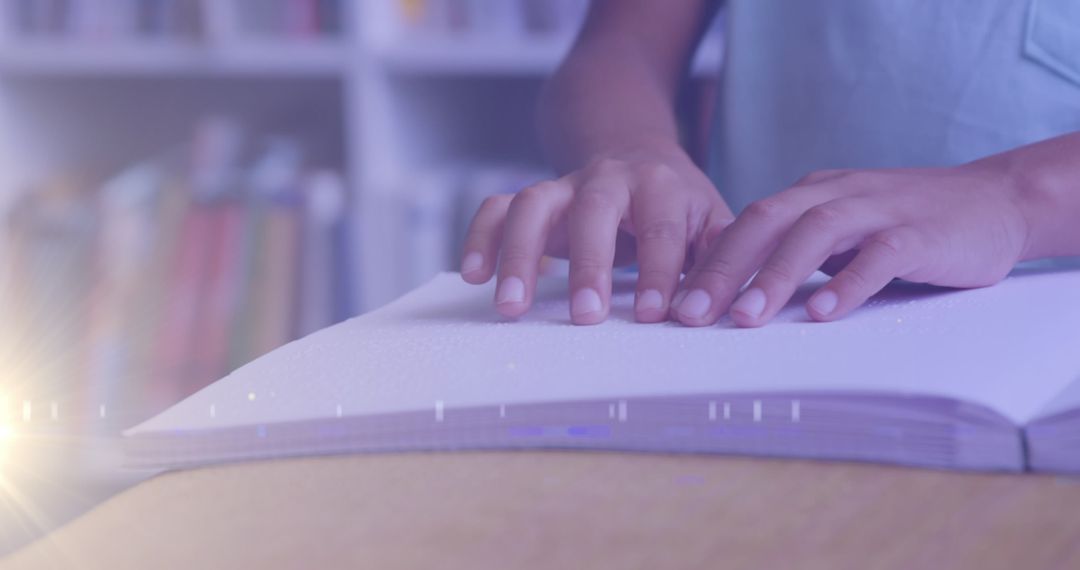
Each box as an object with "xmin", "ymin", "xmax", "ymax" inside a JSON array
[{"xmin": 125, "ymin": 267, "xmax": 1080, "ymax": 473}]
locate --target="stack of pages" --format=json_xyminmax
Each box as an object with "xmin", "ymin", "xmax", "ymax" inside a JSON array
[{"xmin": 126, "ymin": 268, "xmax": 1080, "ymax": 473}]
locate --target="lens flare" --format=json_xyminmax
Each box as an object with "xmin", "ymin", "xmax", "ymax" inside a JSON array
[{"xmin": 0, "ymin": 423, "xmax": 13, "ymax": 476}]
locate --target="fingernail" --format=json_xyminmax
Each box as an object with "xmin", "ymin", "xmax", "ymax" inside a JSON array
[
  {"xmin": 461, "ymin": 252, "xmax": 483, "ymax": 274},
  {"xmin": 635, "ymin": 289, "xmax": 664, "ymax": 312},
  {"xmin": 731, "ymin": 288, "xmax": 767, "ymax": 319},
  {"xmin": 572, "ymin": 288, "xmax": 603, "ymax": 317},
  {"xmin": 496, "ymin": 277, "xmax": 525, "ymax": 305},
  {"xmin": 809, "ymin": 289, "xmax": 838, "ymax": 316},
  {"xmin": 671, "ymin": 289, "xmax": 689, "ymax": 309},
  {"xmin": 678, "ymin": 289, "xmax": 712, "ymax": 319}
]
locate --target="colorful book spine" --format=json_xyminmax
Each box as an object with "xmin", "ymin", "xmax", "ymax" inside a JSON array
[
  {"xmin": 2, "ymin": 0, "xmax": 343, "ymax": 40},
  {"xmin": 154, "ymin": 200, "xmax": 218, "ymax": 403},
  {"xmin": 394, "ymin": 0, "xmax": 587, "ymax": 37},
  {"xmin": 187, "ymin": 200, "xmax": 248, "ymax": 395},
  {"xmin": 251, "ymin": 198, "xmax": 302, "ymax": 359},
  {"xmin": 296, "ymin": 169, "xmax": 346, "ymax": 338}
]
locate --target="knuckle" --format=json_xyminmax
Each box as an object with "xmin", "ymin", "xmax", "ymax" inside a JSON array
[
  {"xmin": 866, "ymin": 230, "xmax": 906, "ymax": 257},
  {"xmin": 513, "ymin": 188, "xmax": 543, "ymax": 207},
  {"xmin": 695, "ymin": 256, "xmax": 739, "ymax": 285},
  {"xmin": 634, "ymin": 162, "xmax": 678, "ymax": 186},
  {"xmin": 480, "ymin": 194, "xmax": 511, "ymax": 211},
  {"xmin": 637, "ymin": 218, "xmax": 685, "ymax": 244},
  {"xmin": 795, "ymin": 169, "xmax": 838, "ymax": 186},
  {"xmin": 840, "ymin": 170, "xmax": 879, "ymax": 190},
  {"xmin": 837, "ymin": 265, "xmax": 872, "ymax": 291},
  {"xmin": 464, "ymin": 223, "xmax": 491, "ymax": 241},
  {"xmin": 761, "ymin": 256, "xmax": 799, "ymax": 283},
  {"xmin": 743, "ymin": 197, "xmax": 791, "ymax": 223},
  {"xmin": 586, "ymin": 157, "xmax": 624, "ymax": 176},
  {"xmin": 499, "ymin": 247, "xmax": 532, "ymax": 267},
  {"xmin": 632, "ymin": 185, "xmax": 677, "ymax": 209},
  {"xmin": 800, "ymin": 204, "xmax": 848, "ymax": 230},
  {"xmin": 573, "ymin": 189, "xmax": 618, "ymax": 213},
  {"xmin": 571, "ymin": 254, "xmax": 610, "ymax": 274},
  {"xmin": 517, "ymin": 181, "xmax": 559, "ymax": 203}
]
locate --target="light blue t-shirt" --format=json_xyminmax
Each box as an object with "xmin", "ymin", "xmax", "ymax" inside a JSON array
[{"xmin": 708, "ymin": 0, "xmax": 1080, "ymax": 214}]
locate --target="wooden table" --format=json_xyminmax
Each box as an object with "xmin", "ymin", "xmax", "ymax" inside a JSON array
[{"xmin": 3, "ymin": 451, "xmax": 1080, "ymax": 569}]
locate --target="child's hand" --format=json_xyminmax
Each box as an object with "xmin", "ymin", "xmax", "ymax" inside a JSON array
[
  {"xmin": 461, "ymin": 147, "xmax": 733, "ymax": 324},
  {"xmin": 672, "ymin": 163, "xmax": 1032, "ymax": 327}
]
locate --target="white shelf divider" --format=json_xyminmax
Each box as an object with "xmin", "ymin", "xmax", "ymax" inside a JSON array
[{"xmin": 0, "ymin": 39, "xmax": 348, "ymax": 76}]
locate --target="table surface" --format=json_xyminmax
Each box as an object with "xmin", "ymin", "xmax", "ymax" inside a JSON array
[{"xmin": 3, "ymin": 451, "xmax": 1080, "ymax": 570}]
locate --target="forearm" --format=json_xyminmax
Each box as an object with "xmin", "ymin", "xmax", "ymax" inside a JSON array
[
  {"xmin": 991, "ymin": 131, "xmax": 1080, "ymax": 260},
  {"xmin": 537, "ymin": 38, "xmax": 686, "ymax": 173},
  {"xmin": 536, "ymin": 0, "xmax": 717, "ymax": 175}
]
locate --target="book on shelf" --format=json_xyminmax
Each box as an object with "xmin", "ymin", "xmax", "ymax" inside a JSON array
[
  {"xmin": 203, "ymin": 0, "xmax": 343, "ymax": 43},
  {"xmin": 125, "ymin": 266, "xmax": 1080, "ymax": 474},
  {"xmin": 296, "ymin": 169, "xmax": 349, "ymax": 339},
  {"xmin": 0, "ymin": 115, "xmax": 352, "ymax": 432},
  {"xmin": 395, "ymin": 0, "xmax": 588, "ymax": 38},
  {"xmin": 0, "ymin": 0, "xmax": 343, "ymax": 43}
]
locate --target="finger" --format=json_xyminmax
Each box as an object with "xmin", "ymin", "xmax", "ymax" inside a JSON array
[
  {"xmin": 670, "ymin": 195, "xmax": 807, "ymax": 327},
  {"xmin": 730, "ymin": 198, "xmax": 891, "ymax": 327},
  {"xmin": 806, "ymin": 226, "xmax": 922, "ymax": 322},
  {"xmin": 792, "ymin": 169, "xmax": 850, "ymax": 187},
  {"xmin": 496, "ymin": 179, "xmax": 574, "ymax": 317},
  {"xmin": 672, "ymin": 180, "xmax": 866, "ymax": 327},
  {"xmin": 567, "ymin": 177, "xmax": 631, "ymax": 325},
  {"xmin": 631, "ymin": 190, "xmax": 689, "ymax": 323},
  {"xmin": 461, "ymin": 194, "xmax": 512, "ymax": 284}
]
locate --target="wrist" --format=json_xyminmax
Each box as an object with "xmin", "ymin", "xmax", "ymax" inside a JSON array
[
  {"xmin": 1003, "ymin": 153, "xmax": 1078, "ymax": 261},
  {"xmin": 585, "ymin": 133, "xmax": 689, "ymax": 165}
]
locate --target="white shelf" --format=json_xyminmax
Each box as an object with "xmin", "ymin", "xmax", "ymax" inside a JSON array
[
  {"xmin": 376, "ymin": 34, "xmax": 723, "ymax": 77},
  {"xmin": 376, "ymin": 35, "xmax": 576, "ymax": 75},
  {"xmin": 0, "ymin": 40, "xmax": 348, "ymax": 77}
]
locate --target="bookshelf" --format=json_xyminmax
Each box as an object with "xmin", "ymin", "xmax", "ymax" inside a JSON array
[
  {"xmin": 0, "ymin": 0, "xmax": 723, "ymax": 309},
  {"xmin": 0, "ymin": 0, "xmax": 723, "ymax": 413}
]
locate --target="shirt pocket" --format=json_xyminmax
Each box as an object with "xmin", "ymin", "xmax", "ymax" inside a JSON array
[{"xmin": 1024, "ymin": 0, "xmax": 1080, "ymax": 86}]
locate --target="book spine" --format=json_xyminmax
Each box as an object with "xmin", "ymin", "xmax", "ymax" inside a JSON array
[
  {"xmin": 154, "ymin": 201, "xmax": 216, "ymax": 403},
  {"xmin": 226, "ymin": 198, "xmax": 264, "ymax": 371},
  {"xmin": 285, "ymin": 0, "xmax": 317, "ymax": 38},
  {"xmin": 201, "ymin": 0, "xmax": 238, "ymax": 43},
  {"xmin": 187, "ymin": 201, "xmax": 248, "ymax": 393},
  {"xmin": 128, "ymin": 179, "xmax": 189, "ymax": 416},
  {"xmin": 83, "ymin": 162, "xmax": 168, "ymax": 429},
  {"xmin": 250, "ymin": 200, "xmax": 301, "ymax": 358},
  {"xmin": 296, "ymin": 170, "xmax": 346, "ymax": 337}
]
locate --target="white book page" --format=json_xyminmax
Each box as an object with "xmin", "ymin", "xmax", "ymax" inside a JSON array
[
  {"xmin": 128, "ymin": 269, "xmax": 1080, "ymax": 436},
  {"xmin": 1033, "ymin": 377, "xmax": 1080, "ymax": 420}
]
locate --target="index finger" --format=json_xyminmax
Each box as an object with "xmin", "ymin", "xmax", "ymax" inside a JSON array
[{"xmin": 496, "ymin": 180, "xmax": 574, "ymax": 317}]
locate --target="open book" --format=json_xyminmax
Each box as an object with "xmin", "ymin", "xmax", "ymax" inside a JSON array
[{"xmin": 126, "ymin": 268, "xmax": 1080, "ymax": 473}]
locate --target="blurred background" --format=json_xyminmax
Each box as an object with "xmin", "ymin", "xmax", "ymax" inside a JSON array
[{"xmin": 0, "ymin": 0, "xmax": 722, "ymax": 554}]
